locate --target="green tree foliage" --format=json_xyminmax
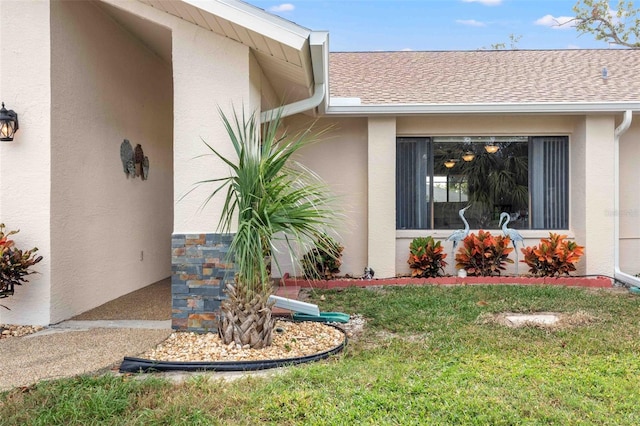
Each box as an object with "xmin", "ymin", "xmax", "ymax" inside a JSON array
[{"xmin": 572, "ymin": 0, "xmax": 640, "ymax": 48}]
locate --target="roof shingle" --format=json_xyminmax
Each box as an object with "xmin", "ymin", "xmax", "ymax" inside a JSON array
[{"xmin": 329, "ymin": 50, "xmax": 640, "ymax": 104}]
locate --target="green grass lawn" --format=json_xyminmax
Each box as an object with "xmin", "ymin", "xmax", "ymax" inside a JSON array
[{"xmin": 2, "ymin": 285, "xmax": 640, "ymax": 425}]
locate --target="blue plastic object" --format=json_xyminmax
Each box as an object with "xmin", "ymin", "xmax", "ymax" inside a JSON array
[{"xmin": 293, "ymin": 312, "xmax": 350, "ymax": 323}]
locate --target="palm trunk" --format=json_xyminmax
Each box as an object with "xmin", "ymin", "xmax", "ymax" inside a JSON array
[{"xmin": 218, "ymin": 283, "xmax": 275, "ymax": 349}]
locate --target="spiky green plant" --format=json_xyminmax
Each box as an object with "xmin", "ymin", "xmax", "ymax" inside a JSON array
[{"xmin": 200, "ymin": 108, "xmax": 338, "ymax": 348}]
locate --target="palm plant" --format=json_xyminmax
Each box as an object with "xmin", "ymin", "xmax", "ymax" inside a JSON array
[{"xmin": 200, "ymin": 108, "xmax": 338, "ymax": 348}]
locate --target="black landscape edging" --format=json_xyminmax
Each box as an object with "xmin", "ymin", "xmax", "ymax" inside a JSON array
[{"xmin": 119, "ymin": 326, "xmax": 347, "ymax": 373}]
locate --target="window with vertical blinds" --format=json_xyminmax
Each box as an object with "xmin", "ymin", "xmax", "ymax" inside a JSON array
[{"xmin": 396, "ymin": 136, "xmax": 569, "ymax": 230}]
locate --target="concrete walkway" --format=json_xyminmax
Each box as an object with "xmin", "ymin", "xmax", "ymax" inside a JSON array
[
  {"xmin": 36, "ymin": 320, "xmax": 172, "ymax": 334},
  {"xmin": 1, "ymin": 279, "xmax": 174, "ymax": 392},
  {"xmin": 0, "ymin": 325, "xmax": 171, "ymax": 392}
]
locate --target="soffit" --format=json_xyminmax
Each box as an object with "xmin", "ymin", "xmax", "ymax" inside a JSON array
[
  {"xmin": 137, "ymin": 0, "xmax": 314, "ymax": 101},
  {"xmin": 97, "ymin": 1, "xmax": 173, "ymax": 64}
]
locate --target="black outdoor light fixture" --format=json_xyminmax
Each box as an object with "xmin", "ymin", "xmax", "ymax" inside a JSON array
[{"xmin": 0, "ymin": 102, "xmax": 19, "ymax": 141}]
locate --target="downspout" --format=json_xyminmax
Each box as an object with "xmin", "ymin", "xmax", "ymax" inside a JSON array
[
  {"xmin": 261, "ymin": 31, "xmax": 329, "ymax": 123},
  {"xmin": 613, "ymin": 110, "xmax": 640, "ymax": 287},
  {"xmin": 260, "ymin": 83, "xmax": 325, "ymax": 123}
]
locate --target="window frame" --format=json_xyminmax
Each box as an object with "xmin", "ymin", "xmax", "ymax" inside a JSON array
[{"xmin": 395, "ymin": 134, "xmax": 570, "ymax": 232}]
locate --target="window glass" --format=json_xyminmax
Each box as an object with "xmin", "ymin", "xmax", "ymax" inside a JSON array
[{"xmin": 396, "ymin": 136, "xmax": 568, "ymax": 230}]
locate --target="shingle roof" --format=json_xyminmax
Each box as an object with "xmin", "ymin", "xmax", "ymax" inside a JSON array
[{"xmin": 329, "ymin": 50, "xmax": 640, "ymax": 105}]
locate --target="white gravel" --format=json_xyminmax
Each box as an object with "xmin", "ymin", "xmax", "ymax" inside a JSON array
[{"xmin": 142, "ymin": 320, "xmax": 345, "ymax": 362}]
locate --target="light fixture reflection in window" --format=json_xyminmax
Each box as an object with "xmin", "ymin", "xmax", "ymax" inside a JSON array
[
  {"xmin": 462, "ymin": 151, "xmax": 475, "ymax": 161},
  {"xmin": 444, "ymin": 159, "xmax": 458, "ymax": 168},
  {"xmin": 484, "ymin": 145, "xmax": 499, "ymax": 154},
  {"xmin": 485, "ymin": 136, "xmax": 499, "ymax": 154}
]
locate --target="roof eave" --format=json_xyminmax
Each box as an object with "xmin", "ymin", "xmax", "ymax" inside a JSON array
[
  {"xmin": 325, "ymin": 102, "xmax": 640, "ymax": 116},
  {"xmin": 184, "ymin": 0, "xmax": 311, "ymax": 49}
]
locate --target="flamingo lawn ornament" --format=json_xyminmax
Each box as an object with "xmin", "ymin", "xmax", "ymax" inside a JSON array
[
  {"xmin": 499, "ymin": 212, "xmax": 524, "ymax": 274},
  {"xmin": 447, "ymin": 205, "xmax": 471, "ymax": 254}
]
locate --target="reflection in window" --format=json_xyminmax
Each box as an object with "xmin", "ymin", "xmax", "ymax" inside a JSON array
[{"xmin": 396, "ymin": 136, "xmax": 568, "ymax": 230}]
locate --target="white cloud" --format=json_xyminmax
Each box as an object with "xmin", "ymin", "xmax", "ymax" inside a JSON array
[
  {"xmin": 534, "ymin": 14, "xmax": 575, "ymax": 29},
  {"xmin": 462, "ymin": 0, "xmax": 503, "ymax": 6},
  {"xmin": 401, "ymin": 48, "xmax": 414, "ymax": 51},
  {"xmin": 269, "ymin": 3, "xmax": 295, "ymax": 12},
  {"xmin": 456, "ymin": 19, "xmax": 486, "ymax": 27}
]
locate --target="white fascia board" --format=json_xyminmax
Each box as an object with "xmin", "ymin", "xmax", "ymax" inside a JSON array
[
  {"xmin": 184, "ymin": 0, "xmax": 310, "ymax": 49},
  {"xmin": 309, "ymin": 31, "xmax": 329, "ymax": 112},
  {"xmin": 309, "ymin": 31, "xmax": 328, "ymax": 85},
  {"xmin": 325, "ymin": 102, "xmax": 640, "ymax": 116}
]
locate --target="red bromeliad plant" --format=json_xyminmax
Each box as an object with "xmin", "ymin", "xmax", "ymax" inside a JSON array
[
  {"xmin": 407, "ymin": 236, "xmax": 448, "ymax": 278},
  {"xmin": 455, "ymin": 230, "xmax": 514, "ymax": 276},
  {"xmin": 521, "ymin": 233, "xmax": 584, "ymax": 277}
]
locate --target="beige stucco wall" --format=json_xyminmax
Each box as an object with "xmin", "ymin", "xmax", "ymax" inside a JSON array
[
  {"xmin": 1, "ymin": 0, "xmax": 277, "ymax": 323},
  {"xmin": 172, "ymin": 22, "xmax": 255, "ymax": 234},
  {"xmin": 570, "ymin": 116, "xmax": 587, "ymax": 276},
  {"xmin": 271, "ymin": 116, "xmax": 369, "ymax": 278},
  {"xmin": 619, "ymin": 116, "xmax": 640, "ymax": 274},
  {"xmin": 98, "ymin": 0, "xmax": 259, "ymax": 234},
  {"xmin": 574, "ymin": 115, "xmax": 616, "ymax": 276},
  {"xmin": 274, "ymin": 113, "xmax": 616, "ymax": 278},
  {"xmin": 368, "ymin": 117, "xmax": 397, "ymax": 278},
  {"xmin": 48, "ymin": 0, "xmax": 173, "ymax": 323},
  {"xmin": 0, "ymin": 0, "xmax": 52, "ymax": 325}
]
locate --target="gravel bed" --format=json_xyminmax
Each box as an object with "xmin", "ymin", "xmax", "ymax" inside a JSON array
[
  {"xmin": 0, "ymin": 324, "xmax": 44, "ymax": 339},
  {"xmin": 142, "ymin": 320, "xmax": 347, "ymax": 362}
]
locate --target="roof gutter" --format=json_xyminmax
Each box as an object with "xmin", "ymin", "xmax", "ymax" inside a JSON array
[
  {"xmin": 613, "ymin": 110, "xmax": 640, "ymax": 287},
  {"xmin": 261, "ymin": 31, "xmax": 329, "ymax": 123},
  {"xmin": 324, "ymin": 102, "xmax": 640, "ymax": 116}
]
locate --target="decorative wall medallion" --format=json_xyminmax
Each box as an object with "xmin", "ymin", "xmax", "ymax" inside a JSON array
[
  {"xmin": 120, "ymin": 139, "xmax": 133, "ymax": 177},
  {"xmin": 120, "ymin": 139, "xmax": 149, "ymax": 181},
  {"xmin": 134, "ymin": 144, "xmax": 144, "ymax": 177},
  {"xmin": 142, "ymin": 156, "xmax": 150, "ymax": 180},
  {"xmin": 127, "ymin": 159, "xmax": 136, "ymax": 177}
]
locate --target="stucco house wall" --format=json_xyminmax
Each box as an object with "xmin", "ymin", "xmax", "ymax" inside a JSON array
[
  {"xmin": 1, "ymin": 0, "xmax": 264, "ymax": 325},
  {"xmin": 171, "ymin": 21, "xmax": 255, "ymax": 234},
  {"xmin": 291, "ymin": 113, "xmax": 620, "ymax": 278},
  {"xmin": 45, "ymin": 0, "xmax": 174, "ymax": 324},
  {"xmin": 577, "ymin": 115, "xmax": 616, "ymax": 276},
  {"xmin": 619, "ymin": 117, "xmax": 640, "ymax": 274},
  {"xmin": 0, "ymin": 0, "xmax": 52, "ymax": 325},
  {"xmin": 271, "ymin": 115, "xmax": 369, "ymax": 278}
]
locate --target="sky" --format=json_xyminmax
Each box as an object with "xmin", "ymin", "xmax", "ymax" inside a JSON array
[{"xmin": 244, "ymin": 0, "xmax": 613, "ymax": 51}]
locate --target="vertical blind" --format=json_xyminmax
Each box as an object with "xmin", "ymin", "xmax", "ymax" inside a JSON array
[
  {"xmin": 530, "ymin": 136, "xmax": 569, "ymax": 229},
  {"xmin": 396, "ymin": 137, "xmax": 430, "ymax": 229}
]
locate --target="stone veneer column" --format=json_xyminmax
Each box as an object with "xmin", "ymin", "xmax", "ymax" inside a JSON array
[{"xmin": 171, "ymin": 233, "xmax": 235, "ymax": 332}]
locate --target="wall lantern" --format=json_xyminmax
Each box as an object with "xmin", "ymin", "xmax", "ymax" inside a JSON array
[
  {"xmin": 462, "ymin": 151, "xmax": 476, "ymax": 162},
  {"xmin": 444, "ymin": 159, "xmax": 458, "ymax": 169},
  {"xmin": 0, "ymin": 103, "xmax": 19, "ymax": 141}
]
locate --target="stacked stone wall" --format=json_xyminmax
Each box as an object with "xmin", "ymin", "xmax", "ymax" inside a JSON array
[{"xmin": 171, "ymin": 233, "xmax": 234, "ymax": 332}]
